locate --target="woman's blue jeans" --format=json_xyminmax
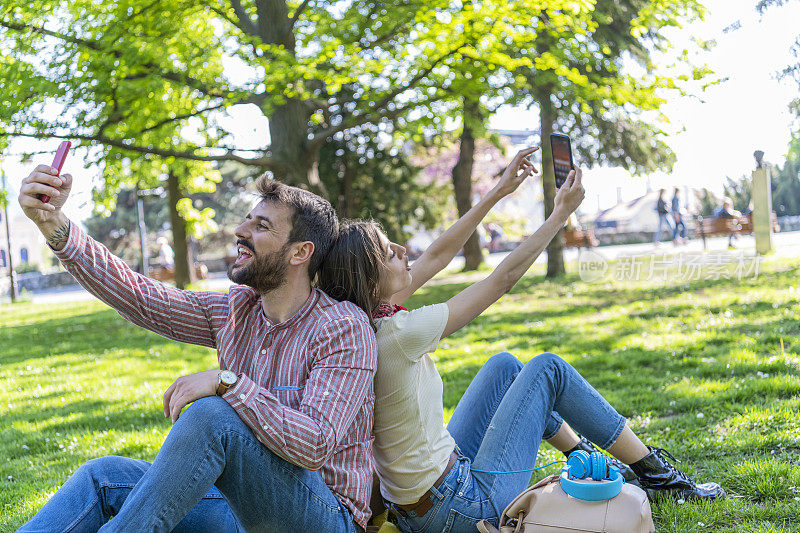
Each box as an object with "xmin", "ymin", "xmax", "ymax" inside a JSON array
[
  {"xmin": 17, "ymin": 396, "xmax": 359, "ymax": 533},
  {"xmin": 392, "ymin": 352, "xmax": 627, "ymax": 533}
]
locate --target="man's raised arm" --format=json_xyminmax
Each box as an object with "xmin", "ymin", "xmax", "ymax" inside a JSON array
[{"xmin": 18, "ymin": 164, "xmax": 227, "ymax": 348}]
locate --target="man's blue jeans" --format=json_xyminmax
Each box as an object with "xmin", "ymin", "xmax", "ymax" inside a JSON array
[
  {"xmin": 391, "ymin": 352, "xmax": 627, "ymax": 533},
  {"xmin": 18, "ymin": 396, "xmax": 359, "ymax": 533}
]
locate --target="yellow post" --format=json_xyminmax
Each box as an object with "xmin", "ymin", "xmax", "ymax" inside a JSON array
[{"xmin": 751, "ymin": 151, "xmax": 772, "ymax": 254}]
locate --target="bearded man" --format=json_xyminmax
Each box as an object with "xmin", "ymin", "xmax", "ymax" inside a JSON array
[{"xmin": 16, "ymin": 165, "xmax": 376, "ymax": 533}]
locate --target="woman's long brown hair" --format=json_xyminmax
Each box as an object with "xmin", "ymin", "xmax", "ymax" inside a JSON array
[{"xmin": 316, "ymin": 220, "xmax": 387, "ymax": 328}]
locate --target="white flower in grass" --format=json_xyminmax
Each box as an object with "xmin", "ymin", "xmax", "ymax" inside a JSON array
[
  {"xmin": 696, "ymin": 413, "xmax": 704, "ymax": 419},
  {"xmin": 677, "ymin": 498, "xmax": 685, "ymax": 504}
]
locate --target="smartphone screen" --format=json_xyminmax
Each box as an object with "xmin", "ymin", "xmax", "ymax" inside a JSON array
[{"xmin": 550, "ymin": 133, "xmax": 574, "ymax": 189}]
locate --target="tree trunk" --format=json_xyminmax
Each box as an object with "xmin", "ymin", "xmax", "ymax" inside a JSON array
[
  {"xmin": 451, "ymin": 100, "xmax": 483, "ymax": 271},
  {"xmin": 539, "ymin": 94, "xmax": 565, "ymax": 277},
  {"xmin": 250, "ymin": 0, "xmax": 328, "ymax": 197},
  {"xmin": 267, "ymin": 99, "xmax": 320, "ymax": 189},
  {"xmin": 166, "ymin": 169, "xmax": 192, "ymax": 289}
]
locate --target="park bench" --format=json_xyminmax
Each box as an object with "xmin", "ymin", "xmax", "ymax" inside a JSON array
[
  {"xmin": 739, "ymin": 213, "xmax": 780, "ymax": 234},
  {"xmin": 696, "ymin": 213, "xmax": 780, "ymax": 249},
  {"xmin": 563, "ymin": 227, "xmax": 599, "ymax": 248},
  {"xmin": 149, "ymin": 263, "xmax": 208, "ymax": 282}
]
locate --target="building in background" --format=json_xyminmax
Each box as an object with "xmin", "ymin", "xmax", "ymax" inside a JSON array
[{"xmin": 0, "ymin": 212, "xmax": 46, "ymax": 274}]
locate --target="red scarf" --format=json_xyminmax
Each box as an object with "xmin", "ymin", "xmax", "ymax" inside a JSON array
[{"xmin": 372, "ymin": 302, "xmax": 407, "ymax": 319}]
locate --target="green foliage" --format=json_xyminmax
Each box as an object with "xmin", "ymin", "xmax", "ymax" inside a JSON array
[
  {"xmin": 527, "ymin": 0, "xmax": 714, "ymax": 175},
  {"xmin": 3, "ymin": 255, "xmax": 800, "ymax": 530},
  {"xmin": 13, "ymin": 262, "xmax": 40, "ymax": 274},
  {"xmin": 84, "ymin": 162, "xmax": 258, "ymax": 262},
  {"xmin": 772, "ymin": 133, "xmax": 800, "ymax": 217},
  {"xmin": 84, "ymin": 189, "xmax": 169, "ymax": 265},
  {"xmin": 723, "ymin": 175, "xmax": 752, "ymax": 213},
  {"xmin": 697, "ymin": 188, "xmax": 719, "ymax": 216},
  {"xmin": 318, "ymin": 130, "xmax": 449, "ymax": 243}
]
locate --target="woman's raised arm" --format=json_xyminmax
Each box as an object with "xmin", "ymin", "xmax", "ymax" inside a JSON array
[
  {"xmin": 441, "ymin": 169, "xmax": 585, "ymax": 339},
  {"xmin": 391, "ymin": 146, "xmax": 539, "ymax": 306}
]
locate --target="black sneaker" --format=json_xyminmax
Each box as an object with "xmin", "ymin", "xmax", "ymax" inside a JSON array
[{"xmin": 630, "ymin": 446, "xmax": 726, "ymax": 501}]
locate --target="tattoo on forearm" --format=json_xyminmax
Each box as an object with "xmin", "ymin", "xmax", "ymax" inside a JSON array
[{"xmin": 46, "ymin": 221, "xmax": 71, "ymax": 249}]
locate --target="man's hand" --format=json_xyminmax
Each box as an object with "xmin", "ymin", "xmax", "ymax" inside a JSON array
[
  {"xmin": 553, "ymin": 168, "xmax": 585, "ymax": 218},
  {"xmin": 163, "ymin": 369, "xmax": 220, "ymax": 424},
  {"xmin": 491, "ymin": 146, "xmax": 539, "ymax": 199},
  {"xmin": 18, "ymin": 165, "xmax": 74, "ymax": 250},
  {"xmin": 18, "ymin": 165, "xmax": 73, "ymax": 223}
]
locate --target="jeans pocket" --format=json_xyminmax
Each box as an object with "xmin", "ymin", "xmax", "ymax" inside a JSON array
[{"xmin": 442, "ymin": 507, "xmax": 487, "ymax": 533}]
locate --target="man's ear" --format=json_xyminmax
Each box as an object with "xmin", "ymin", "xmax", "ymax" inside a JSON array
[{"xmin": 288, "ymin": 241, "xmax": 315, "ymax": 267}]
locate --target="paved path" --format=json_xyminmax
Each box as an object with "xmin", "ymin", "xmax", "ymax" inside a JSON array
[{"xmin": 9, "ymin": 230, "xmax": 800, "ymax": 305}]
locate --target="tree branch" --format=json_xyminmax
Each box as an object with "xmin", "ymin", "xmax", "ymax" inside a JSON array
[
  {"xmin": 131, "ymin": 102, "xmax": 227, "ymax": 135},
  {"xmin": 307, "ymin": 45, "xmax": 465, "ymax": 149},
  {"xmin": 287, "ymin": 0, "xmax": 313, "ymax": 31},
  {"xmin": 227, "ymin": 0, "xmax": 259, "ymax": 36},
  {"xmin": 1, "ymin": 20, "xmax": 232, "ymax": 98},
  {"xmin": 2, "ymin": 131, "xmax": 277, "ymax": 168}
]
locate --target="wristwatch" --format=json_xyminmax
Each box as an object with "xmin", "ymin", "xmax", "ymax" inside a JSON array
[{"xmin": 216, "ymin": 370, "xmax": 238, "ymax": 396}]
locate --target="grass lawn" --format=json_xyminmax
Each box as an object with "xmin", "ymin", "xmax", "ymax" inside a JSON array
[{"xmin": 1, "ymin": 254, "xmax": 799, "ymax": 532}]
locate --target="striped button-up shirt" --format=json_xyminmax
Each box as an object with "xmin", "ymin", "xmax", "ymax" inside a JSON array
[{"xmin": 54, "ymin": 224, "xmax": 377, "ymax": 528}]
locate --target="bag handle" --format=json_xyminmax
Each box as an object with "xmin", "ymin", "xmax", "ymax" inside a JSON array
[
  {"xmin": 513, "ymin": 511, "xmax": 525, "ymax": 533},
  {"xmin": 476, "ymin": 520, "xmax": 500, "ymax": 533}
]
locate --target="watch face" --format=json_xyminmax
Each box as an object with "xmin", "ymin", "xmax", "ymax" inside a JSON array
[{"xmin": 220, "ymin": 370, "xmax": 237, "ymax": 386}]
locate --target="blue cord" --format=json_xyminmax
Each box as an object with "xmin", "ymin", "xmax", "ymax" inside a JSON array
[
  {"xmin": 471, "ymin": 460, "xmax": 567, "ymax": 474},
  {"xmin": 273, "ymin": 386, "xmax": 304, "ymax": 390}
]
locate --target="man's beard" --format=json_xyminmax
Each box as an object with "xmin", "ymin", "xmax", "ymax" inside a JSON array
[{"xmin": 227, "ymin": 242, "xmax": 291, "ymax": 293}]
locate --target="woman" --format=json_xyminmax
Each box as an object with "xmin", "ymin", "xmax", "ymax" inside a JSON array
[{"xmin": 318, "ymin": 148, "xmax": 724, "ymax": 532}]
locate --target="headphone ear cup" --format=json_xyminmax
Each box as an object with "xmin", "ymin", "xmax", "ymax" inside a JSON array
[
  {"xmin": 590, "ymin": 452, "xmax": 607, "ymax": 481},
  {"xmin": 567, "ymin": 450, "xmax": 592, "ymax": 479}
]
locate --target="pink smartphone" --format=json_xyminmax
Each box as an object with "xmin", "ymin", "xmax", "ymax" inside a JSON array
[{"xmin": 40, "ymin": 140, "xmax": 71, "ymax": 203}]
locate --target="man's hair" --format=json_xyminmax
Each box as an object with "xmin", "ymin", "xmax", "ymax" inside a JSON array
[
  {"xmin": 316, "ymin": 220, "xmax": 386, "ymax": 328},
  {"xmin": 255, "ymin": 177, "xmax": 339, "ymax": 278}
]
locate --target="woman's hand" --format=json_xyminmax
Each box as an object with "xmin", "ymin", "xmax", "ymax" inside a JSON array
[
  {"xmin": 491, "ymin": 146, "xmax": 539, "ymax": 199},
  {"xmin": 553, "ymin": 168, "xmax": 585, "ymax": 219},
  {"xmin": 163, "ymin": 369, "xmax": 220, "ymax": 423}
]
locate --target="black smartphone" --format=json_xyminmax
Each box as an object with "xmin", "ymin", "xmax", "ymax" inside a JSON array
[{"xmin": 550, "ymin": 133, "xmax": 574, "ymax": 189}]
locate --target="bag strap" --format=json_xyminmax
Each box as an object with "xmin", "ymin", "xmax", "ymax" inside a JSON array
[{"xmin": 476, "ymin": 520, "xmax": 500, "ymax": 533}]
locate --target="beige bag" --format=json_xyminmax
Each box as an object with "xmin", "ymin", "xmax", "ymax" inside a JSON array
[{"xmin": 476, "ymin": 475, "xmax": 655, "ymax": 533}]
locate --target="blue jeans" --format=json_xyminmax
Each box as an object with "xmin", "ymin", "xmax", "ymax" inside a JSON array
[
  {"xmin": 392, "ymin": 352, "xmax": 626, "ymax": 533},
  {"xmin": 18, "ymin": 396, "xmax": 359, "ymax": 533},
  {"xmin": 672, "ymin": 216, "xmax": 687, "ymax": 240},
  {"xmin": 655, "ymin": 213, "xmax": 674, "ymax": 243}
]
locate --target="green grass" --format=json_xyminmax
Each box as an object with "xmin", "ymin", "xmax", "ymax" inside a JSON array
[{"xmin": 2, "ymin": 255, "xmax": 800, "ymax": 531}]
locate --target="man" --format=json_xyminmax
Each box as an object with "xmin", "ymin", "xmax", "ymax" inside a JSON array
[
  {"xmin": 17, "ymin": 164, "xmax": 376, "ymax": 533},
  {"xmin": 670, "ymin": 187, "xmax": 687, "ymax": 245},
  {"xmin": 714, "ymin": 197, "xmax": 742, "ymax": 249}
]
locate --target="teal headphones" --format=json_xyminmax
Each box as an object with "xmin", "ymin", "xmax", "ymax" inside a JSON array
[{"xmin": 559, "ymin": 450, "xmax": 624, "ymax": 501}]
